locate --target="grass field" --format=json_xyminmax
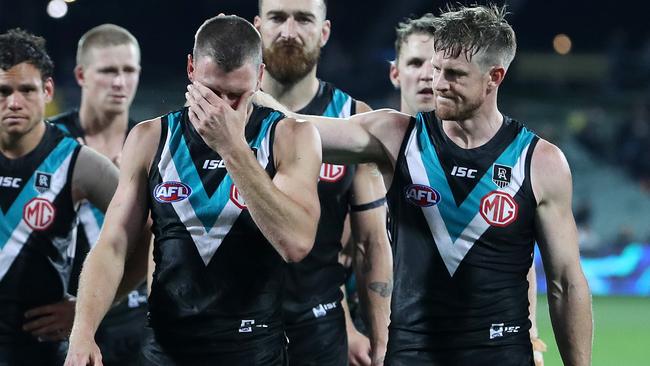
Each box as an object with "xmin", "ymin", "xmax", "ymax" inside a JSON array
[{"xmin": 536, "ymin": 295, "xmax": 650, "ymax": 365}]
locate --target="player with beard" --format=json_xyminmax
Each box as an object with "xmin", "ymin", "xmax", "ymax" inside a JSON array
[
  {"xmin": 254, "ymin": 5, "xmax": 592, "ymax": 365},
  {"xmin": 387, "ymin": 14, "xmax": 547, "ymax": 365},
  {"xmin": 255, "ymin": 1, "xmax": 392, "ymax": 365},
  {"xmin": 46, "ymin": 24, "xmax": 147, "ymax": 366}
]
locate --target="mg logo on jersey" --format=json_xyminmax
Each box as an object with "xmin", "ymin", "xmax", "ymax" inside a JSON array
[
  {"xmin": 153, "ymin": 181, "xmax": 191, "ymax": 203},
  {"xmin": 230, "ymin": 184, "xmax": 247, "ymax": 209},
  {"xmin": 23, "ymin": 197, "xmax": 56, "ymax": 231},
  {"xmin": 480, "ymin": 191, "xmax": 518, "ymax": 227},
  {"xmin": 404, "ymin": 184, "xmax": 441, "ymax": 207},
  {"xmin": 319, "ymin": 164, "xmax": 346, "ymax": 182}
]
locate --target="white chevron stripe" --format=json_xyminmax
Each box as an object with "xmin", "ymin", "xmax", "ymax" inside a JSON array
[
  {"xmin": 158, "ymin": 122, "xmax": 273, "ymax": 265},
  {"xmin": 405, "ymin": 129, "xmax": 531, "ymax": 276},
  {"xmin": 0, "ymin": 152, "xmax": 75, "ymax": 281}
]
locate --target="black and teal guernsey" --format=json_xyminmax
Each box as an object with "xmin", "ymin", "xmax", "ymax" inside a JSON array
[
  {"xmin": 147, "ymin": 105, "xmax": 286, "ymax": 355},
  {"xmin": 283, "ymin": 80, "xmax": 357, "ymax": 320},
  {"xmin": 0, "ymin": 123, "xmax": 80, "ymax": 345},
  {"xmin": 386, "ymin": 111, "xmax": 539, "ymax": 354},
  {"xmin": 49, "ymin": 111, "xmax": 147, "ymax": 305}
]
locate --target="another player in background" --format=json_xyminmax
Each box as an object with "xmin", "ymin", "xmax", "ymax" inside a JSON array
[
  {"xmin": 47, "ymin": 24, "xmax": 147, "ymax": 366},
  {"xmin": 255, "ymin": 0, "xmax": 392, "ymax": 364},
  {"xmin": 0, "ymin": 29, "xmax": 120, "ymax": 365}
]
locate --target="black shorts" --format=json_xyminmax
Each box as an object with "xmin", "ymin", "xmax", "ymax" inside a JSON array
[
  {"xmin": 0, "ymin": 340, "xmax": 67, "ymax": 366},
  {"xmin": 285, "ymin": 304, "xmax": 348, "ymax": 366},
  {"xmin": 385, "ymin": 344, "xmax": 533, "ymax": 366},
  {"xmin": 94, "ymin": 304, "xmax": 147, "ymax": 366},
  {"xmin": 139, "ymin": 327, "xmax": 287, "ymax": 366}
]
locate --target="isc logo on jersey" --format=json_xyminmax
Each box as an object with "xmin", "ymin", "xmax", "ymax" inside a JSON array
[
  {"xmin": 230, "ymin": 184, "xmax": 247, "ymax": 209},
  {"xmin": 480, "ymin": 191, "xmax": 518, "ymax": 227},
  {"xmin": 319, "ymin": 163, "xmax": 346, "ymax": 183},
  {"xmin": 23, "ymin": 197, "xmax": 56, "ymax": 231},
  {"xmin": 0, "ymin": 176, "xmax": 22, "ymax": 188},
  {"xmin": 153, "ymin": 181, "xmax": 191, "ymax": 203},
  {"xmin": 404, "ymin": 184, "xmax": 441, "ymax": 207}
]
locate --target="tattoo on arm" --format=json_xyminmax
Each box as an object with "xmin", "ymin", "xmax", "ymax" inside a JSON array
[{"xmin": 368, "ymin": 281, "xmax": 393, "ymax": 298}]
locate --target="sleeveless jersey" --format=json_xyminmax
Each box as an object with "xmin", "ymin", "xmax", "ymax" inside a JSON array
[
  {"xmin": 147, "ymin": 106, "xmax": 286, "ymax": 354},
  {"xmin": 386, "ymin": 111, "xmax": 539, "ymax": 351},
  {"xmin": 0, "ymin": 123, "xmax": 81, "ymax": 343},
  {"xmin": 283, "ymin": 80, "xmax": 357, "ymax": 319},
  {"xmin": 49, "ymin": 110, "xmax": 147, "ymax": 322}
]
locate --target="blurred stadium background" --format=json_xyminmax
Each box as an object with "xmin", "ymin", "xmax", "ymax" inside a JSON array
[{"xmin": 2, "ymin": 0, "xmax": 649, "ymax": 364}]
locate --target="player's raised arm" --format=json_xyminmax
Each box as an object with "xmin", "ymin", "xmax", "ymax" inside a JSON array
[{"xmin": 532, "ymin": 139, "xmax": 592, "ymax": 366}]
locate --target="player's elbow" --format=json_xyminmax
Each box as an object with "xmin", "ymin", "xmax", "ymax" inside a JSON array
[{"xmin": 282, "ymin": 237, "xmax": 314, "ymax": 263}]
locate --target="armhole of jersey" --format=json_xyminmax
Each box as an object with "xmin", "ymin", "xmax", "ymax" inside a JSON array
[
  {"xmin": 148, "ymin": 117, "xmax": 169, "ymax": 177},
  {"xmin": 524, "ymin": 136, "xmax": 540, "ymax": 206},
  {"xmin": 350, "ymin": 98, "xmax": 358, "ymax": 116},
  {"xmin": 67, "ymin": 143, "xmax": 83, "ymax": 208},
  {"xmin": 268, "ymin": 116, "xmax": 281, "ymax": 174},
  {"xmin": 387, "ymin": 116, "xmax": 417, "ymax": 194}
]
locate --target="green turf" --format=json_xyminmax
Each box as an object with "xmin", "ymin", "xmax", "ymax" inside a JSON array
[{"xmin": 536, "ymin": 295, "xmax": 650, "ymax": 365}]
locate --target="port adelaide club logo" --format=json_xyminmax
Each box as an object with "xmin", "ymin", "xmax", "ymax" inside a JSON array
[
  {"xmin": 404, "ymin": 184, "xmax": 441, "ymax": 207},
  {"xmin": 153, "ymin": 181, "xmax": 192, "ymax": 203}
]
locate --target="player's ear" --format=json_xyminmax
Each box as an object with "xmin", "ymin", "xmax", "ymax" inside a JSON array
[
  {"xmin": 43, "ymin": 77, "xmax": 54, "ymax": 103},
  {"xmin": 487, "ymin": 65, "xmax": 506, "ymax": 91},
  {"xmin": 74, "ymin": 65, "xmax": 84, "ymax": 88},
  {"xmin": 187, "ymin": 54, "xmax": 195, "ymax": 82},
  {"xmin": 389, "ymin": 60, "xmax": 400, "ymax": 89},
  {"xmin": 320, "ymin": 19, "xmax": 331, "ymax": 47},
  {"xmin": 253, "ymin": 15, "xmax": 262, "ymax": 30}
]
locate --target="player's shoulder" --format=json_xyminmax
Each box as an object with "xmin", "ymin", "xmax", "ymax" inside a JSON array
[
  {"xmin": 275, "ymin": 116, "xmax": 320, "ymax": 145},
  {"xmin": 530, "ymin": 138, "xmax": 572, "ymax": 202}
]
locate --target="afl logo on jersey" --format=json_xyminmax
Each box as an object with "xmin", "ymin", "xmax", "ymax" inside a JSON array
[
  {"xmin": 153, "ymin": 181, "xmax": 191, "ymax": 203},
  {"xmin": 23, "ymin": 197, "xmax": 56, "ymax": 231},
  {"xmin": 319, "ymin": 164, "xmax": 346, "ymax": 183},
  {"xmin": 230, "ymin": 184, "xmax": 247, "ymax": 209},
  {"xmin": 404, "ymin": 184, "xmax": 441, "ymax": 207},
  {"xmin": 480, "ymin": 191, "xmax": 518, "ymax": 227}
]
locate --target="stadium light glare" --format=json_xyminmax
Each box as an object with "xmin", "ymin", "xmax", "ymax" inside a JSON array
[
  {"xmin": 553, "ymin": 33, "xmax": 572, "ymax": 55},
  {"xmin": 47, "ymin": 0, "xmax": 68, "ymax": 19},
  {"xmin": 64, "ymin": 0, "xmax": 76, "ymax": 3}
]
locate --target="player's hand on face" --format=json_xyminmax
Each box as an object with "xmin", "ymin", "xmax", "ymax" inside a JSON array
[
  {"xmin": 23, "ymin": 297, "xmax": 75, "ymax": 341},
  {"xmin": 348, "ymin": 327, "xmax": 372, "ymax": 366},
  {"xmin": 185, "ymin": 81, "xmax": 253, "ymax": 157},
  {"xmin": 65, "ymin": 333, "xmax": 103, "ymax": 366}
]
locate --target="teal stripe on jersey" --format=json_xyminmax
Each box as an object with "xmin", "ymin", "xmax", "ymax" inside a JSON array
[
  {"xmin": 0, "ymin": 137, "xmax": 78, "ymax": 248},
  {"xmin": 90, "ymin": 205, "xmax": 105, "ymax": 228},
  {"xmin": 167, "ymin": 111, "xmax": 281, "ymax": 232},
  {"xmin": 54, "ymin": 123, "xmax": 71, "ymax": 135},
  {"xmin": 416, "ymin": 114, "xmax": 535, "ymax": 243},
  {"xmin": 323, "ymin": 89, "xmax": 351, "ymax": 118}
]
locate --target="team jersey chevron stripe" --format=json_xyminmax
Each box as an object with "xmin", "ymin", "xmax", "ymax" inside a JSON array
[
  {"xmin": 0, "ymin": 139, "xmax": 77, "ymax": 281},
  {"xmin": 323, "ymin": 89, "xmax": 352, "ymax": 118},
  {"xmin": 159, "ymin": 111, "xmax": 280, "ymax": 265},
  {"xmin": 406, "ymin": 116, "xmax": 534, "ymax": 276}
]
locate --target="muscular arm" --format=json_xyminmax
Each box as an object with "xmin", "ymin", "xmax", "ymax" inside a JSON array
[
  {"xmin": 67, "ymin": 120, "xmax": 158, "ymax": 364},
  {"xmin": 532, "ymin": 140, "xmax": 592, "ymax": 366},
  {"xmin": 350, "ymin": 163, "xmax": 392, "ymax": 365},
  {"xmin": 225, "ymin": 119, "xmax": 321, "ymax": 262},
  {"xmin": 253, "ymin": 90, "xmax": 408, "ymax": 168},
  {"xmin": 71, "ymin": 146, "xmax": 119, "ymax": 211}
]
